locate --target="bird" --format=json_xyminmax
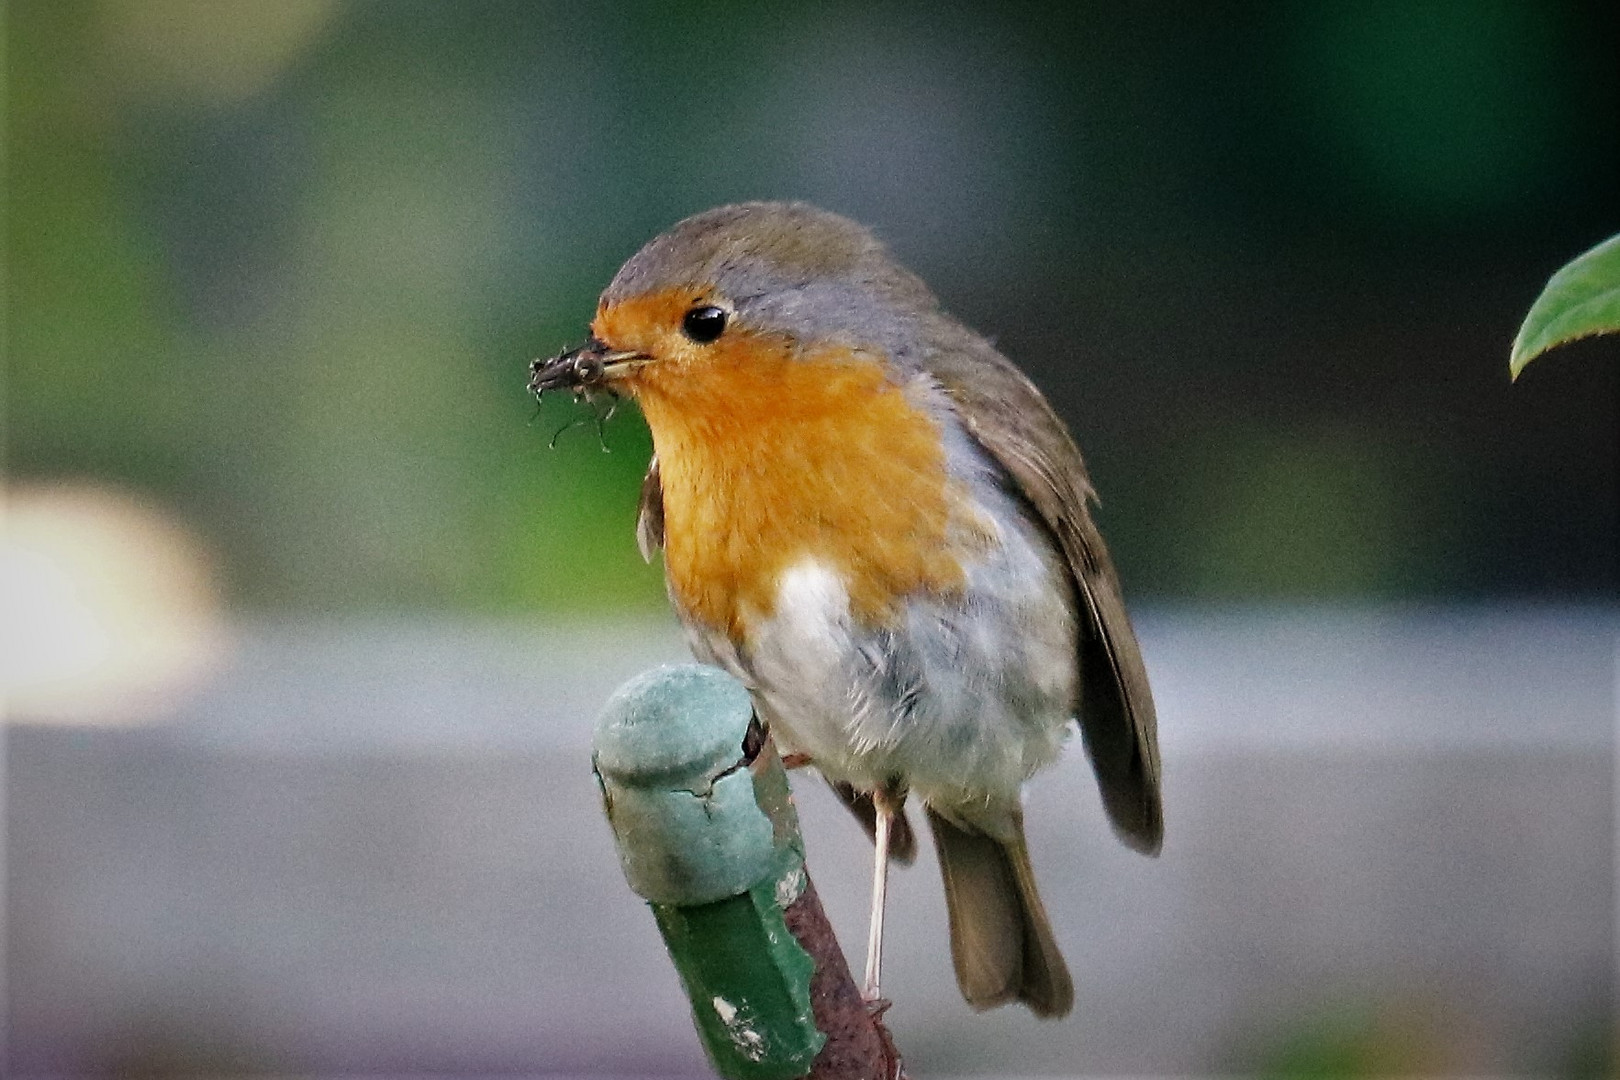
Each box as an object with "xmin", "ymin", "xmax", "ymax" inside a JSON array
[{"xmin": 530, "ymin": 201, "xmax": 1161, "ymax": 1019}]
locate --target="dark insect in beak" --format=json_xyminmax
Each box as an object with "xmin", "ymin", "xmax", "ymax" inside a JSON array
[
  {"xmin": 528, "ymin": 337, "xmax": 647, "ymax": 398},
  {"xmin": 529, "ymin": 337, "xmax": 646, "ymax": 451}
]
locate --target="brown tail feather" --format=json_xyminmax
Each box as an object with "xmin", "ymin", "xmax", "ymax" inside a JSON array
[{"xmin": 925, "ymin": 806, "xmax": 1073, "ymax": 1018}]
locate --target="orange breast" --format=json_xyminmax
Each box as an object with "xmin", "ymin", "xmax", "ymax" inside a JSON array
[{"xmin": 596, "ymin": 298, "xmax": 970, "ymax": 639}]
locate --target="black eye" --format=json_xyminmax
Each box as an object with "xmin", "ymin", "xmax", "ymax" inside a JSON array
[{"xmin": 681, "ymin": 305, "xmax": 728, "ymax": 343}]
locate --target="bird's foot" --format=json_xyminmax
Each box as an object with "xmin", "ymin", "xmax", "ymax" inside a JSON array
[{"xmin": 780, "ymin": 752, "xmax": 814, "ymax": 769}]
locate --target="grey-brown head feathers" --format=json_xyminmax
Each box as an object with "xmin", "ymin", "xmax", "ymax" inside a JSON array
[{"xmin": 603, "ymin": 201, "xmax": 942, "ymax": 362}]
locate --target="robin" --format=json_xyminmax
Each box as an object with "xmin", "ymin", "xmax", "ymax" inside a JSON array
[{"xmin": 531, "ymin": 202, "xmax": 1161, "ymax": 1018}]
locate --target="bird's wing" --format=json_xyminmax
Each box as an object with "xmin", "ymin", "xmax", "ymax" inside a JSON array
[
  {"xmin": 635, "ymin": 455, "xmax": 664, "ymax": 562},
  {"xmin": 923, "ymin": 340, "xmax": 1163, "ymax": 853}
]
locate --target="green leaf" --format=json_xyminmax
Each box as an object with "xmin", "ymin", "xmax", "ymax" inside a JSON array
[{"xmin": 1511, "ymin": 232, "xmax": 1620, "ymax": 379}]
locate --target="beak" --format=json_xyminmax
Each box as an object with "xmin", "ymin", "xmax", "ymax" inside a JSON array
[{"xmin": 528, "ymin": 337, "xmax": 649, "ymax": 396}]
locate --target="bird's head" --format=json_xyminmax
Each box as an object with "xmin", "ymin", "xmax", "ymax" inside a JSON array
[{"xmin": 528, "ymin": 202, "xmax": 939, "ymax": 407}]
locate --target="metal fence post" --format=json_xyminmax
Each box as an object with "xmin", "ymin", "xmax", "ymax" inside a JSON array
[{"xmin": 593, "ymin": 664, "xmax": 904, "ymax": 1080}]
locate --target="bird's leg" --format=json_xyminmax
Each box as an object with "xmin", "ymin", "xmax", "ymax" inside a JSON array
[{"xmin": 863, "ymin": 785, "xmax": 899, "ymax": 1001}]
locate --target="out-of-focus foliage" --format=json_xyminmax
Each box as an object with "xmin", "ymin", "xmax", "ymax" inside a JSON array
[
  {"xmin": 7, "ymin": 0, "xmax": 1617, "ymax": 611},
  {"xmin": 1512, "ymin": 232, "xmax": 1620, "ymax": 377},
  {"xmin": 1247, "ymin": 996, "xmax": 1615, "ymax": 1080}
]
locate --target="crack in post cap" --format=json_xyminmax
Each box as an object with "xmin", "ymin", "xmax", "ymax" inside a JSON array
[
  {"xmin": 594, "ymin": 664, "xmax": 799, "ymax": 906},
  {"xmin": 594, "ymin": 664, "xmax": 757, "ymax": 792}
]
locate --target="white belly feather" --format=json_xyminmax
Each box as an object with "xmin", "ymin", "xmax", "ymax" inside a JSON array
[{"xmin": 702, "ymin": 492, "xmax": 1077, "ymax": 827}]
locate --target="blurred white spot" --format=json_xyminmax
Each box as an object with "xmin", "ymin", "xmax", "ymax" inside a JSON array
[{"xmin": 1, "ymin": 484, "xmax": 226, "ymax": 725}]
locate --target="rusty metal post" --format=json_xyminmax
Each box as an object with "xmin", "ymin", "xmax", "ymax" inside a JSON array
[{"xmin": 593, "ymin": 664, "xmax": 905, "ymax": 1080}]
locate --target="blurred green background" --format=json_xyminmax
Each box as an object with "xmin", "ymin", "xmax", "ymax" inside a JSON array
[{"xmin": 7, "ymin": 0, "xmax": 1618, "ymax": 613}]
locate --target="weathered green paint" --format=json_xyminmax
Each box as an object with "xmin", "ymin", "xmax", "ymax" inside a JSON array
[
  {"xmin": 594, "ymin": 664, "xmax": 826, "ymax": 1079},
  {"xmin": 652, "ymin": 863, "xmax": 822, "ymax": 1079}
]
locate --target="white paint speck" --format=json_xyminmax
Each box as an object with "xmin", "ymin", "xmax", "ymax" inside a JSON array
[
  {"xmin": 774, "ymin": 865, "xmax": 805, "ymax": 908},
  {"xmin": 710, "ymin": 994, "xmax": 767, "ymax": 1060}
]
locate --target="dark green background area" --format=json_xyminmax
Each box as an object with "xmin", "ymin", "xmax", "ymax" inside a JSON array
[{"xmin": 8, "ymin": 0, "xmax": 1617, "ymax": 612}]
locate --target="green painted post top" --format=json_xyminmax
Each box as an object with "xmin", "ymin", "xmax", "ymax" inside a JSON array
[
  {"xmin": 594, "ymin": 664, "xmax": 802, "ymax": 906},
  {"xmin": 593, "ymin": 664, "xmax": 825, "ymax": 1079},
  {"xmin": 594, "ymin": 663, "xmax": 757, "ymax": 794}
]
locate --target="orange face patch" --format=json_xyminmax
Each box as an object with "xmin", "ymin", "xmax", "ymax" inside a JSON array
[{"xmin": 593, "ymin": 287, "xmax": 973, "ymax": 638}]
